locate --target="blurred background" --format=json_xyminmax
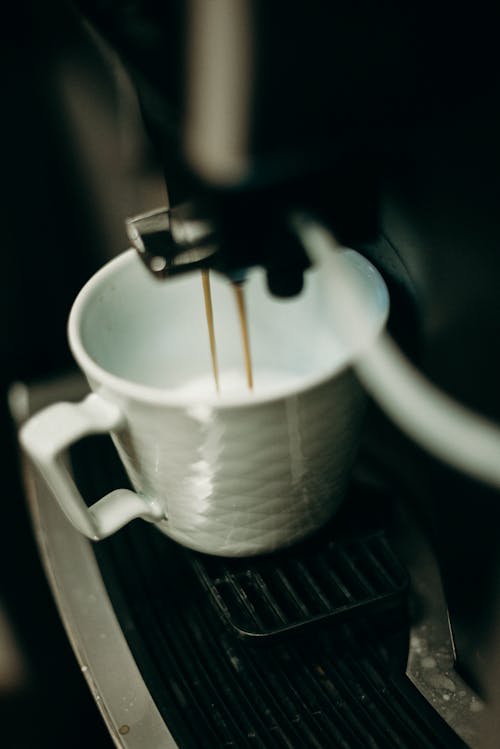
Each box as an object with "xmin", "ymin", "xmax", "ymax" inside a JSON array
[
  {"xmin": 3, "ymin": 2, "xmax": 500, "ymax": 747},
  {"xmin": 0, "ymin": 3, "xmax": 164, "ymax": 746}
]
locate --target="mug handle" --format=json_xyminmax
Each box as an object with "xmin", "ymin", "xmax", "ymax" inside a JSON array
[{"xmin": 20, "ymin": 393, "xmax": 164, "ymax": 540}]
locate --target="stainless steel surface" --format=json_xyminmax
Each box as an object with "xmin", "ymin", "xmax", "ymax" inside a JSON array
[
  {"xmin": 126, "ymin": 204, "xmax": 216, "ymax": 278},
  {"xmin": 400, "ymin": 506, "xmax": 488, "ymax": 748},
  {"xmin": 12, "ymin": 374, "xmax": 177, "ymax": 749}
]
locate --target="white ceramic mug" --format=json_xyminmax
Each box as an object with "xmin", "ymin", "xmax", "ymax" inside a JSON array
[{"xmin": 20, "ymin": 242, "xmax": 389, "ymax": 556}]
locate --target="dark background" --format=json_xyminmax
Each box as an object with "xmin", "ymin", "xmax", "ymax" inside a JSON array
[
  {"xmin": 0, "ymin": 3, "xmax": 163, "ymax": 746},
  {"xmin": 3, "ymin": 2, "xmax": 500, "ymax": 747}
]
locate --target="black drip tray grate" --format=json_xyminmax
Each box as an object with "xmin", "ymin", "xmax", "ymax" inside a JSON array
[
  {"xmin": 191, "ymin": 531, "xmax": 409, "ymax": 639},
  {"xmin": 94, "ymin": 521, "xmax": 466, "ymax": 749},
  {"xmin": 74, "ymin": 436, "xmax": 468, "ymax": 748}
]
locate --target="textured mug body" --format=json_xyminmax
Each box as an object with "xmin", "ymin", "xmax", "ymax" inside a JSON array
[
  {"xmin": 88, "ymin": 368, "xmax": 365, "ymax": 556},
  {"xmin": 20, "ymin": 243, "xmax": 389, "ymax": 556}
]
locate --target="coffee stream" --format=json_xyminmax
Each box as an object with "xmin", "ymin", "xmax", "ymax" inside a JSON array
[
  {"xmin": 233, "ymin": 281, "xmax": 254, "ymax": 390},
  {"xmin": 201, "ymin": 270, "xmax": 220, "ymax": 392},
  {"xmin": 201, "ymin": 271, "xmax": 254, "ymax": 393}
]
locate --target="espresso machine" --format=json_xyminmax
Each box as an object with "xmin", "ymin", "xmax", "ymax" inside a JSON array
[{"xmin": 4, "ymin": 2, "xmax": 500, "ymax": 747}]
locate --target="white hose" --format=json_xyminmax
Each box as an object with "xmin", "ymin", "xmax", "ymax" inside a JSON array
[{"xmin": 295, "ymin": 216, "xmax": 500, "ymax": 490}]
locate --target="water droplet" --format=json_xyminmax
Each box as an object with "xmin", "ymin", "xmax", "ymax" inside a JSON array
[
  {"xmin": 150, "ymin": 256, "xmax": 167, "ymax": 272},
  {"xmin": 471, "ymin": 697, "xmax": 484, "ymax": 713}
]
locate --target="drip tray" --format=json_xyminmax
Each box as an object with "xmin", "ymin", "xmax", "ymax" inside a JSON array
[
  {"xmin": 69, "ymin": 433, "xmax": 469, "ymax": 748},
  {"xmin": 191, "ymin": 531, "xmax": 408, "ymax": 639},
  {"xmin": 94, "ymin": 516, "xmax": 466, "ymax": 749}
]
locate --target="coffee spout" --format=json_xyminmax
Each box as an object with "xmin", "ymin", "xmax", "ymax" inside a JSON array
[
  {"xmin": 126, "ymin": 200, "xmax": 310, "ymax": 299},
  {"xmin": 126, "ymin": 204, "xmax": 218, "ymax": 279}
]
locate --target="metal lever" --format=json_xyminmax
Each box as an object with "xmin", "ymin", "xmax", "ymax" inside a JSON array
[{"xmin": 126, "ymin": 204, "xmax": 217, "ymax": 279}]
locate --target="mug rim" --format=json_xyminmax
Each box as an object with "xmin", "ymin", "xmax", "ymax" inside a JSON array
[{"xmin": 68, "ymin": 248, "xmax": 389, "ymax": 409}]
